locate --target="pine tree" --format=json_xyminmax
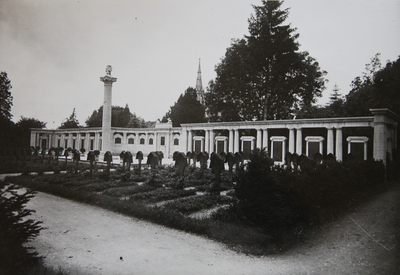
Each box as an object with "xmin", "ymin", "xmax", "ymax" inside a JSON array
[
  {"xmin": 206, "ymin": 0, "xmax": 326, "ymax": 121},
  {"xmin": 0, "ymin": 185, "xmax": 43, "ymax": 274}
]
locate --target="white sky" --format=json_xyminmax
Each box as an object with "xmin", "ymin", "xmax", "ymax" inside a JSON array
[{"xmin": 0, "ymin": 0, "xmax": 399, "ymax": 128}]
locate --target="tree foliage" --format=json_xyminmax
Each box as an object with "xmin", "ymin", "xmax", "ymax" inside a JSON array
[
  {"xmin": 59, "ymin": 108, "xmax": 81, "ymax": 129},
  {"xmin": 16, "ymin": 116, "xmax": 47, "ymax": 129},
  {"xmin": 297, "ymin": 84, "xmax": 345, "ymax": 119},
  {"xmin": 297, "ymin": 54, "xmax": 400, "ymax": 119},
  {"xmin": 13, "ymin": 117, "xmax": 47, "ymax": 147},
  {"xmin": 206, "ymin": 0, "xmax": 327, "ymax": 122},
  {"xmin": 85, "ymin": 104, "xmax": 147, "ymax": 128},
  {"xmin": 0, "ymin": 72, "xmax": 14, "ymax": 146},
  {"xmin": 162, "ymin": 87, "xmax": 206, "ymax": 127},
  {"xmin": 0, "ymin": 71, "xmax": 13, "ymax": 122},
  {"xmin": 0, "ymin": 184, "xmax": 43, "ymax": 275},
  {"xmin": 344, "ymin": 54, "xmax": 400, "ymax": 116}
]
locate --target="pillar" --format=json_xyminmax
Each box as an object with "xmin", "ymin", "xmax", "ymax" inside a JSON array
[
  {"xmin": 209, "ymin": 130, "xmax": 215, "ymax": 153},
  {"xmin": 263, "ymin": 129, "xmax": 269, "ymax": 152},
  {"xmin": 100, "ymin": 65, "xmax": 117, "ymax": 152},
  {"xmin": 256, "ymin": 129, "xmax": 262, "ymax": 149},
  {"xmin": 229, "ymin": 129, "xmax": 234, "ymax": 152},
  {"xmin": 296, "ymin": 128, "xmax": 302, "ymax": 155},
  {"xmin": 68, "ymin": 134, "xmax": 73, "ymax": 150},
  {"xmin": 288, "ymin": 128, "xmax": 295, "ymax": 153},
  {"xmin": 95, "ymin": 132, "xmax": 100, "ymax": 150},
  {"xmin": 181, "ymin": 127, "xmax": 188, "ymax": 152},
  {"xmin": 77, "ymin": 133, "xmax": 81, "ymax": 149},
  {"xmin": 234, "ymin": 129, "xmax": 240, "ymax": 153},
  {"xmin": 205, "ymin": 130, "xmax": 210, "ymax": 153},
  {"xmin": 335, "ymin": 128, "xmax": 343, "ymax": 161},
  {"xmin": 165, "ymin": 131, "xmax": 170, "ymax": 157},
  {"xmin": 373, "ymin": 121, "xmax": 387, "ymax": 162},
  {"xmin": 327, "ymin": 127, "xmax": 334, "ymax": 155},
  {"xmin": 188, "ymin": 130, "xmax": 193, "ymax": 152},
  {"xmin": 30, "ymin": 131, "xmax": 36, "ymax": 147}
]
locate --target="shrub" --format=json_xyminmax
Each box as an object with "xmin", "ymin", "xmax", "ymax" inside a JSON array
[
  {"xmin": 231, "ymin": 148, "xmax": 387, "ymax": 241},
  {"xmin": 234, "ymin": 148, "xmax": 303, "ymax": 238}
]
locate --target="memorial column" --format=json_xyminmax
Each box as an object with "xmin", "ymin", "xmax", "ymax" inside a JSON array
[{"xmin": 100, "ymin": 65, "xmax": 117, "ymax": 153}]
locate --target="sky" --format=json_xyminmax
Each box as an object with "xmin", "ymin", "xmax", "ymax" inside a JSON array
[{"xmin": 0, "ymin": 0, "xmax": 399, "ymax": 129}]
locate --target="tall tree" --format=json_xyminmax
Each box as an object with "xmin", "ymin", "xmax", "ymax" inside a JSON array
[
  {"xmin": 0, "ymin": 71, "xmax": 14, "ymax": 146},
  {"xmin": 59, "ymin": 108, "xmax": 81, "ymax": 129},
  {"xmin": 14, "ymin": 117, "xmax": 47, "ymax": 147},
  {"xmin": 162, "ymin": 87, "xmax": 206, "ymax": 127},
  {"xmin": 343, "ymin": 53, "xmax": 400, "ymax": 117},
  {"xmin": 206, "ymin": 0, "xmax": 327, "ymax": 122},
  {"xmin": 16, "ymin": 116, "xmax": 47, "ymax": 130},
  {"xmin": 85, "ymin": 104, "xmax": 147, "ymax": 128},
  {"xmin": 0, "ymin": 71, "xmax": 13, "ymax": 122}
]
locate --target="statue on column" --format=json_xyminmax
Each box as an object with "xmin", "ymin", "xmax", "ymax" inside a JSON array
[{"xmin": 106, "ymin": 65, "xmax": 112, "ymax": 76}]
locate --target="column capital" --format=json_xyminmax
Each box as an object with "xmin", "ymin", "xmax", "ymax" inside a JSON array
[{"xmin": 100, "ymin": 75, "xmax": 117, "ymax": 83}]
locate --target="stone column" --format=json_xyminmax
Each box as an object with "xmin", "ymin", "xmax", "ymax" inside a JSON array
[
  {"xmin": 373, "ymin": 121, "xmax": 387, "ymax": 162},
  {"xmin": 166, "ymin": 130, "xmax": 171, "ymax": 157},
  {"xmin": 296, "ymin": 128, "xmax": 302, "ymax": 155},
  {"xmin": 180, "ymin": 127, "xmax": 188, "ymax": 152},
  {"xmin": 256, "ymin": 129, "xmax": 262, "ymax": 149},
  {"xmin": 209, "ymin": 130, "xmax": 215, "ymax": 154},
  {"xmin": 188, "ymin": 130, "xmax": 193, "ymax": 152},
  {"xmin": 95, "ymin": 132, "xmax": 100, "ymax": 150},
  {"xmin": 327, "ymin": 127, "xmax": 334, "ymax": 155},
  {"xmin": 122, "ymin": 131, "xmax": 127, "ymax": 145},
  {"xmin": 77, "ymin": 133, "xmax": 81, "ymax": 150},
  {"xmin": 229, "ymin": 129, "xmax": 234, "ymax": 152},
  {"xmin": 288, "ymin": 128, "xmax": 295, "ymax": 153},
  {"xmin": 30, "ymin": 131, "xmax": 36, "ymax": 147},
  {"xmin": 84, "ymin": 133, "xmax": 89, "ymax": 151},
  {"xmin": 61, "ymin": 134, "xmax": 65, "ymax": 148},
  {"xmin": 100, "ymin": 65, "xmax": 117, "ymax": 153},
  {"xmin": 262, "ymin": 129, "xmax": 269, "ymax": 152},
  {"xmin": 335, "ymin": 128, "xmax": 343, "ymax": 161},
  {"xmin": 205, "ymin": 130, "xmax": 210, "ymax": 153},
  {"xmin": 68, "ymin": 134, "xmax": 73, "ymax": 149},
  {"xmin": 234, "ymin": 129, "xmax": 240, "ymax": 153}
]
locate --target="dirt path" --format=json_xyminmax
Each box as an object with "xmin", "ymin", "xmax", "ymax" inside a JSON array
[{"xmin": 26, "ymin": 187, "xmax": 400, "ymax": 275}]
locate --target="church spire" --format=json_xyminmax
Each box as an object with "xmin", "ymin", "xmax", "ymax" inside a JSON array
[{"xmin": 196, "ymin": 59, "xmax": 205, "ymax": 104}]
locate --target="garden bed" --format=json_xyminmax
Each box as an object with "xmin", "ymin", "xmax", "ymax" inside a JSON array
[{"xmin": 3, "ymin": 153, "xmax": 396, "ymax": 256}]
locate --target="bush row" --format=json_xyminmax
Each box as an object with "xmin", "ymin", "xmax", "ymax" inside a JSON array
[{"xmin": 220, "ymin": 148, "xmax": 388, "ymax": 243}]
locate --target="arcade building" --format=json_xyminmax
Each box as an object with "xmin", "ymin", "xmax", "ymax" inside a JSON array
[{"xmin": 30, "ymin": 65, "xmax": 399, "ymax": 165}]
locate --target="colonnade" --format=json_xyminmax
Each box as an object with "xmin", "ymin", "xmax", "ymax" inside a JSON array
[
  {"xmin": 30, "ymin": 108, "xmax": 398, "ymax": 164},
  {"xmin": 182, "ymin": 126, "xmax": 346, "ymax": 162}
]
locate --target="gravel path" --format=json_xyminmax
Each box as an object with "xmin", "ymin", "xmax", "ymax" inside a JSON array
[{"xmin": 26, "ymin": 187, "xmax": 400, "ymax": 274}]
